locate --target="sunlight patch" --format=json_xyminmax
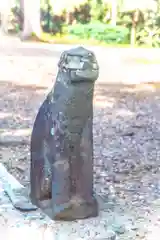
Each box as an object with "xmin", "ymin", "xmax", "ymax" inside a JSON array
[
  {"xmin": 115, "ymin": 109, "xmax": 134, "ymax": 117},
  {"xmin": 0, "ymin": 112, "xmax": 12, "ymax": 119},
  {"xmin": 0, "ymin": 128, "xmax": 31, "ymax": 137}
]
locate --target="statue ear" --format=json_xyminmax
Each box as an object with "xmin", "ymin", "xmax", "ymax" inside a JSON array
[{"xmin": 58, "ymin": 52, "xmax": 67, "ymax": 68}]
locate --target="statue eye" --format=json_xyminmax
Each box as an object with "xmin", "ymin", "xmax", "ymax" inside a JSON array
[
  {"xmin": 67, "ymin": 56, "xmax": 72, "ymax": 63},
  {"xmin": 72, "ymin": 56, "xmax": 80, "ymax": 62}
]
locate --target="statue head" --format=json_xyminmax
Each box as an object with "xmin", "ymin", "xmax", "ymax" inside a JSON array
[{"xmin": 58, "ymin": 46, "xmax": 99, "ymax": 82}]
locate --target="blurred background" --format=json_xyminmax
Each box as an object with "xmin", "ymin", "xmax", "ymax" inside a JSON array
[{"xmin": 0, "ymin": 0, "xmax": 160, "ymax": 47}]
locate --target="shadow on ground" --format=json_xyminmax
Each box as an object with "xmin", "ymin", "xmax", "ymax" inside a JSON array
[{"xmin": 0, "ymin": 45, "xmax": 62, "ymax": 58}]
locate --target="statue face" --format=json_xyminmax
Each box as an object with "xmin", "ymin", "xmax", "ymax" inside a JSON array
[{"xmin": 58, "ymin": 47, "xmax": 99, "ymax": 82}]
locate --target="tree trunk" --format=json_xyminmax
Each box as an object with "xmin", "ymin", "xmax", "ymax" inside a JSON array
[
  {"xmin": 21, "ymin": 0, "xmax": 41, "ymax": 40},
  {"xmin": 110, "ymin": 0, "xmax": 117, "ymax": 26},
  {"xmin": 19, "ymin": 0, "xmax": 24, "ymax": 30},
  {"xmin": 157, "ymin": 0, "xmax": 160, "ymax": 14},
  {"xmin": 0, "ymin": 0, "xmax": 11, "ymax": 35},
  {"xmin": 130, "ymin": 24, "xmax": 136, "ymax": 46}
]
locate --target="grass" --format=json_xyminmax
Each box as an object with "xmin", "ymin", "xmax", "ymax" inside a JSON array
[
  {"xmin": 29, "ymin": 32, "xmax": 131, "ymax": 48},
  {"xmin": 14, "ymin": 31, "xmax": 159, "ymax": 50},
  {"xmin": 132, "ymin": 58, "xmax": 160, "ymax": 64},
  {"xmin": 38, "ymin": 33, "xmax": 160, "ymax": 49}
]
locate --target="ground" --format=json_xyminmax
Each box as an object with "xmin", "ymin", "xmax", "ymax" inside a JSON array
[{"xmin": 1, "ymin": 37, "xmax": 160, "ymax": 239}]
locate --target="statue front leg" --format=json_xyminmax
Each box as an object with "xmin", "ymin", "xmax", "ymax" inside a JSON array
[
  {"xmin": 30, "ymin": 101, "xmax": 52, "ymax": 206},
  {"xmin": 30, "ymin": 140, "xmax": 52, "ymax": 206},
  {"xmin": 51, "ymin": 119, "xmax": 71, "ymax": 219},
  {"xmin": 79, "ymin": 117, "xmax": 98, "ymax": 215}
]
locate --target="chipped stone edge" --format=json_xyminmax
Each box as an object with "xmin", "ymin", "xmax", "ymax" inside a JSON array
[
  {"xmin": 0, "ymin": 163, "xmax": 26, "ymax": 198},
  {"xmin": 0, "ymin": 163, "xmax": 56, "ymax": 239},
  {"xmin": 0, "ymin": 163, "xmax": 37, "ymax": 209}
]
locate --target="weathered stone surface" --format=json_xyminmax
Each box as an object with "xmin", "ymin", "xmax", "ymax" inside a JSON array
[{"xmin": 30, "ymin": 46, "xmax": 99, "ymax": 220}]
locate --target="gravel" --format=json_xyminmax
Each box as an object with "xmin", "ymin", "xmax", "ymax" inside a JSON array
[{"xmin": 1, "ymin": 42, "xmax": 160, "ymax": 239}]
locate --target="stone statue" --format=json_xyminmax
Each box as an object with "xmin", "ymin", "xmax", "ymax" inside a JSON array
[{"xmin": 30, "ymin": 46, "xmax": 99, "ymax": 221}]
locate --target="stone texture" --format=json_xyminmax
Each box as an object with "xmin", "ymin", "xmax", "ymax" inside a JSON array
[{"xmin": 30, "ymin": 47, "xmax": 99, "ymax": 220}]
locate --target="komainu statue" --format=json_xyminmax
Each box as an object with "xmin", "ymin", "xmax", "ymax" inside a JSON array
[{"xmin": 30, "ymin": 46, "xmax": 99, "ymax": 221}]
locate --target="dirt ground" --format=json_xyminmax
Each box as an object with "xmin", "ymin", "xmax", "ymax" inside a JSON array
[{"xmin": 1, "ymin": 40, "xmax": 160, "ymax": 239}]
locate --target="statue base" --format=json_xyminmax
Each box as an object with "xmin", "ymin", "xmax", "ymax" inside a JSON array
[{"xmin": 32, "ymin": 196, "xmax": 98, "ymax": 221}]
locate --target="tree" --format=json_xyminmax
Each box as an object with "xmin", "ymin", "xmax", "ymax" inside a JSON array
[
  {"xmin": 110, "ymin": 0, "xmax": 117, "ymax": 26},
  {"xmin": 0, "ymin": 0, "xmax": 12, "ymax": 35},
  {"xmin": 157, "ymin": 0, "xmax": 160, "ymax": 13},
  {"xmin": 21, "ymin": 0, "xmax": 41, "ymax": 40},
  {"xmin": 121, "ymin": 0, "xmax": 157, "ymax": 45}
]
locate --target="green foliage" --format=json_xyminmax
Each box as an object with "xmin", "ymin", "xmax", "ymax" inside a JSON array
[
  {"xmin": 40, "ymin": 1, "xmax": 91, "ymax": 34},
  {"xmin": 9, "ymin": 0, "xmax": 160, "ymax": 47},
  {"xmin": 72, "ymin": 3, "xmax": 91, "ymax": 24},
  {"xmin": 137, "ymin": 26, "xmax": 160, "ymax": 47},
  {"xmin": 118, "ymin": 9, "xmax": 160, "ymax": 47},
  {"xmin": 67, "ymin": 22, "xmax": 129, "ymax": 44},
  {"xmin": 118, "ymin": 10, "xmax": 144, "ymax": 28},
  {"xmin": 41, "ymin": 7, "xmax": 65, "ymax": 34},
  {"xmin": 90, "ymin": 0, "xmax": 109, "ymax": 22},
  {"xmin": 11, "ymin": 5, "xmax": 23, "ymax": 32},
  {"xmin": 41, "ymin": 3, "xmax": 53, "ymax": 32},
  {"xmin": 136, "ymin": 10, "xmax": 160, "ymax": 47}
]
